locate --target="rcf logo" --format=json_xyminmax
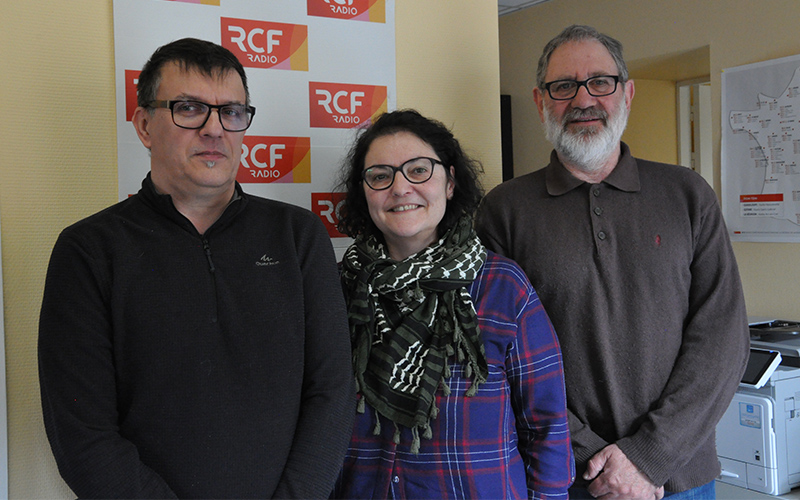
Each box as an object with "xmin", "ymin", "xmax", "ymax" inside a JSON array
[
  {"xmin": 312, "ymin": 192, "xmax": 348, "ymax": 237},
  {"xmin": 222, "ymin": 17, "xmax": 308, "ymax": 71},
  {"xmin": 125, "ymin": 70, "xmax": 141, "ymax": 121},
  {"xmin": 309, "ymin": 82, "xmax": 387, "ymax": 129},
  {"xmin": 237, "ymin": 136, "xmax": 311, "ymax": 184},
  {"xmin": 307, "ymin": 0, "xmax": 385, "ymax": 23}
]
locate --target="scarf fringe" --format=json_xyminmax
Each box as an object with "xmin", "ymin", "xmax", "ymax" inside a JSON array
[
  {"xmin": 465, "ymin": 377, "xmax": 481, "ymax": 397},
  {"xmin": 410, "ymin": 427, "xmax": 421, "ymax": 454},
  {"xmin": 364, "ymin": 370, "xmax": 484, "ymax": 455},
  {"xmin": 357, "ymin": 396, "xmax": 365, "ymax": 414},
  {"xmin": 372, "ymin": 411, "xmax": 381, "ymax": 436},
  {"xmin": 441, "ymin": 379, "xmax": 451, "ymax": 396}
]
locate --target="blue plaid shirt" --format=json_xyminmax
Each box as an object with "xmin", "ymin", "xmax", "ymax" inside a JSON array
[{"xmin": 333, "ymin": 252, "xmax": 574, "ymax": 499}]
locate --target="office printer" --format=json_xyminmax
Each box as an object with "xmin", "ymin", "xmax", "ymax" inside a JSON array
[{"xmin": 716, "ymin": 319, "xmax": 800, "ymax": 495}]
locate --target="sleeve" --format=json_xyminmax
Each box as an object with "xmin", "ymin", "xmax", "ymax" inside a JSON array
[
  {"xmin": 38, "ymin": 230, "xmax": 178, "ymax": 499},
  {"xmin": 616, "ymin": 193, "xmax": 750, "ymax": 487},
  {"xmin": 566, "ymin": 411, "xmax": 610, "ymax": 468},
  {"xmin": 506, "ymin": 272, "xmax": 575, "ymax": 500},
  {"xmin": 271, "ymin": 215, "xmax": 356, "ymax": 499}
]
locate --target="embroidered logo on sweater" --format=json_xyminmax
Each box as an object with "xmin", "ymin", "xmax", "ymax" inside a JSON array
[{"xmin": 256, "ymin": 255, "xmax": 280, "ymax": 267}]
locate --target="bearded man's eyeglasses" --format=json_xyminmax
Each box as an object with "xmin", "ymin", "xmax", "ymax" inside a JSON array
[{"xmin": 543, "ymin": 75, "xmax": 620, "ymax": 101}]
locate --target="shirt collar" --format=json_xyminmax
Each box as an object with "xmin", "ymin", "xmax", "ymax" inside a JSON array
[
  {"xmin": 139, "ymin": 173, "xmax": 248, "ymax": 231},
  {"xmin": 545, "ymin": 142, "xmax": 640, "ymax": 195}
]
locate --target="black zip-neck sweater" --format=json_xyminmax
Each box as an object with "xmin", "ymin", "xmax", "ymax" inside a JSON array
[{"xmin": 39, "ymin": 175, "xmax": 355, "ymax": 498}]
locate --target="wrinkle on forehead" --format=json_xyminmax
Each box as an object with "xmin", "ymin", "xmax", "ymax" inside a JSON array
[{"xmin": 545, "ymin": 40, "xmax": 618, "ymax": 82}]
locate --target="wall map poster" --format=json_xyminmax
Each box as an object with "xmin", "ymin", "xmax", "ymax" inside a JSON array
[
  {"xmin": 722, "ymin": 54, "xmax": 800, "ymax": 242},
  {"xmin": 113, "ymin": 0, "xmax": 396, "ymax": 252}
]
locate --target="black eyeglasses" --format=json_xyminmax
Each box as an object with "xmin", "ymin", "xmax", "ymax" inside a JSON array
[
  {"xmin": 543, "ymin": 75, "xmax": 620, "ymax": 100},
  {"xmin": 148, "ymin": 100, "xmax": 256, "ymax": 132},
  {"xmin": 362, "ymin": 157, "xmax": 443, "ymax": 191}
]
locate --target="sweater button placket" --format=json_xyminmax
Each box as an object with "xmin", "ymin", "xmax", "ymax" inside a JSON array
[{"xmin": 590, "ymin": 185, "xmax": 606, "ymax": 244}]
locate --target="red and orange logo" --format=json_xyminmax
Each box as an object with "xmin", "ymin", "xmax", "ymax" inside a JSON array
[
  {"xmin": 309, "ymin": 82, "xmax": 387, "ymax": 129},
  {"xmin": 125, "ymin": 70, "xmax": 141, "ymax": 121},
  {"xmin": 238, "ymin": 136, "xmax": 311, "ymax": 183},
  {"xmin": 222, "ymin": 17, "xmax": 308, "ymax": 71},
  {"xmin": 312, "ymin": 192, "xmax": 348, "ymax": 237},
  {"xmin": 307, "ymin": 0, "xmax": 385, "ymax": 23}
]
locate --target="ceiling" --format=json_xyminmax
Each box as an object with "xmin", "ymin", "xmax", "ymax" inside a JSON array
[{"xmin": 498, "ymin": 0, "xmax": 552, "ymax": 16}]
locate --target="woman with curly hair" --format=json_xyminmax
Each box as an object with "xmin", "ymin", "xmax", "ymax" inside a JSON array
[{"xmin": 332, "ymin": 109, "xmax": 574, "ymax": 499}]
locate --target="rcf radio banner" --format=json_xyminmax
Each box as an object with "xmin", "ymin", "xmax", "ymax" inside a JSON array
[{"xmin": 113, "ymin": 0, "xmax": 396, "ymax": 252}]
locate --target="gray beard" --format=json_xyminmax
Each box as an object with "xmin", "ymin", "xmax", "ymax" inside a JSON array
[{"xmin": 543, "ymin": 98, "xmax": 628, "ymax": 173}]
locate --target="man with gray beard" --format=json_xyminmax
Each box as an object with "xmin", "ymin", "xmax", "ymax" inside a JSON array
[{"xmin": 476, "ymin": 25, "xmax": 749, "ymax": 500}]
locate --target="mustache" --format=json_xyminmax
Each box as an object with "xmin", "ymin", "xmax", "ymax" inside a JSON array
[{"xmin": 562, "ymin": 107, "xmax": 608, "ymax": 126}]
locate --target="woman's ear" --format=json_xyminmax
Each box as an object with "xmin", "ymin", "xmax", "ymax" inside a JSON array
[{"xmin": 447, "ymin": 166, "xmax": 455, "ymax": 200}]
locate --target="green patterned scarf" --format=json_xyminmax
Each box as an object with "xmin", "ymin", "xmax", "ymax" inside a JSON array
[{"xmin": 341, "ymin": 215, "xmax": 488, "ymax": 452}]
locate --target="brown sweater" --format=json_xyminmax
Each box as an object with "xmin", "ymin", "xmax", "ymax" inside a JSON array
[{"xmin": 476, "ymin": 144, "xmax": 749, "ymax": 492}]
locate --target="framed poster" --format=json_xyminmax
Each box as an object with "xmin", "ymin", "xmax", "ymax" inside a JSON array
[{"xmin": 722, "ymin": 54, "xmax": 800, "ymax": 242}]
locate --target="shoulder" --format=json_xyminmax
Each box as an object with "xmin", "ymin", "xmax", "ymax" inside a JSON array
[
  {"xmin": 473, "ymin": 251, "xmax": 536, "ymax": 308},
  {"xmin": 633, "ymin": 159, "xmax": 722, "ymax": 224},
  {"xmin": 58, "ymin": 196, "xmax": 140, "ymax": 240},
  {"xmin": 478, "ymin": 171, "xmax": 548, "ymax": 236},
  {"xmin": 635, "ymin": 158, "xmax": 716, "ymax": 198},
  {"xmin": 472, "ymin": 252, "xmax": 555, "ymax": 345},
  {"xmin": 244, "ymin": 193, "xmax": 319, "ymax": 221},
  {"xmin": 47, "ymin": 197, "xmax": 154, "ymax": 273},
  {"xmin": 483, "ymin": 169, "xmax": 546, "ymax": 204},
  {"xmin": 480, "ymin": 251, "xmax": 532, "ymax": 287},
  {"xmin": 243, "ymin": 193, "xmax": 329, "ymax": 236}
]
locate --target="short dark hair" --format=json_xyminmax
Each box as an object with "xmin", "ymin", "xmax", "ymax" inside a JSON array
[
  {"xmin": 336, "ymin": 109, "xmax": 484, "ymax": 240},
  {"xmin": 136, "ymin": 38, "xmax": 250, "ymax": 108},
  {"xmin": 536, "ymin": 25, "xmax": 628, "ymax": 89}
]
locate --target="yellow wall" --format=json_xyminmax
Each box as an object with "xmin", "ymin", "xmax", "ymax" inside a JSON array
[
  {"xmin": 499, "ymin": 0, "xmax": 800, "ymax": 320},
  {"xmin": 623, "ymin": 79, "xmax": 678, "ymax": 165},
  {"xmin": 1, "ymin": 2, "xmax": 118, "ymax": 498},
  {"xmin": 0, "ymin": 1, "xmax": 500, "ymax": 497}
]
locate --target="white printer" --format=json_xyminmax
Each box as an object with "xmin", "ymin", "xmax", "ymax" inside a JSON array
[{"xmin": 716, "ymin": 319, "xmax": 800, "ymax": 496}]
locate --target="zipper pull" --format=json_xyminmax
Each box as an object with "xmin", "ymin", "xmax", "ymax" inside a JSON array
[{"xmin": 202, "ymin": 239, "xmax": 216, "ymax": 273}]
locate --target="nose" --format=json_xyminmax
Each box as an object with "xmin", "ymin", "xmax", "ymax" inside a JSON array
[
  {"xmin": 200, "ymin": 108, "xmax": 225, "ymax": 137},
  {"xmin": 389, "ymin": 170, "xmax": 413, "ymax": 196},
  {"xmin": 570, "ymin": 83, "xmax": 597, "ymax": 108}
]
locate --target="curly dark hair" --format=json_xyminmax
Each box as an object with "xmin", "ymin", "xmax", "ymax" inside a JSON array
[{"xmin": 335, "ymin": 109, "xmax": 484, "ymax": 239}]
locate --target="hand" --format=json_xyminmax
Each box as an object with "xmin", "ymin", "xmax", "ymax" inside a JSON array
[{"xmin": 584, "ymin": 444, "xmax": 664, "ymax": 500}]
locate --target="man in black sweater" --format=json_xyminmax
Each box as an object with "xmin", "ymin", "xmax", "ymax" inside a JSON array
[{"xmin": 38, "ymin": 38, "xmax": 354, "ymax": 499}]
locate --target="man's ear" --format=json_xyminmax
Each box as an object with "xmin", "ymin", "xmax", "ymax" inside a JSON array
[
  {"xmin": 132, "ymin": 106, "xmax": 153, "ymax": 150},
  {"xmin": 532, "ymin": 87, "xmax": 546, "ymax": 123},
  {"xmin": 623, "ymin": 79, "xmax": 635, "ymax": 112}
]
